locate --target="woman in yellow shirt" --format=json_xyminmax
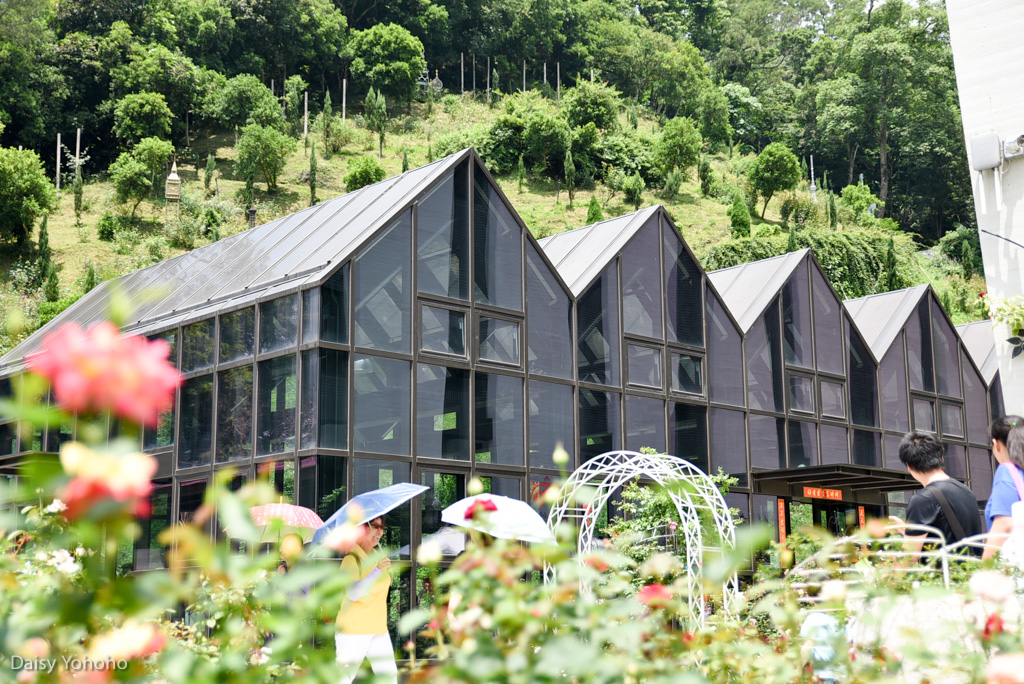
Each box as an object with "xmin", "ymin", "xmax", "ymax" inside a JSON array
[{"xmin": 335, "ymin": 516, "xmax": 396, "ymax": 684}]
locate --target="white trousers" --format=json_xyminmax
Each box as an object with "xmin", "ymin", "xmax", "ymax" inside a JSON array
[{"xmin": 335, "ymin": 633, "xmax": 398, "ymax": 684}]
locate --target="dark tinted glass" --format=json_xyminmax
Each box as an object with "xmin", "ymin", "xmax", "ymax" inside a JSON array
[
  {"xmin": 220, "ymin": 307, "xmax": 255, "ymax": 362},
  {"xmin": 422, "ymin": 306, "xmax": 465, "ymax": 356},
  {"xmin": 257, "ymin": 355, "xmax": 296, "ymax": 455},
  {"xmin": 884, "ymin": 434, "xmax": 903, "ymax": 470},
  {"xmin": 577, "ymin": 271, "xmax": 620, "ymax": 385},
  {"xmin": 931, "ymin": 300, "xmax": 961, "ymax": 398},
  {"xmin": 151, "ymin": 329, "xmax": 177, "ymax": 368},
  {"xmin": 706, "ymin": 287, "xmax": 743, "ymax": 406},
  {"xmin": 621, "ymin": 218, "xmax": 663, "ymax": 339},
  {"xmin": 941, "ymin": 403, "xmax": 964, "ymax": 438},
  {"xmin": 969, "ymin": 448, "xmax": 993, "ymax": 499},
  {"xmin": 907, "ymin": 299, "xmax": 934, "ymax": 392},
  {"xmin": 991, "ymin": 376, "xmax": 1006, "ymax": 424},
  {"xmin": 134, "ymin": 478, "xmax": 172, "ymax": 570},
  {"xmin": 913, "ymin": 398, "xmax": 935, "ymax": 432},
  {"xmin": 879, "ymin": 334, "xmax": 909, "ymax": 432},
  {"xmin": 526, "ymin": 242, "xmax": 573, "ymax": 379},
  {"xmin": 663, "ymin": 222, "xmax": 703, "ymax": 347},
  {"xmin": 752, "ymin": 494, "xmax": 779, "ymax": 541},
  {"xmin": 259, "ymin": 459, "xmax": 296, "ymax": 502},
  {"xmin": 475, "ymin": 372, "xmax": 524, "ymax": 465},
  {"xmin": 788, "ymin": 421, "xmax": 818, "ymax": 467},
  {"xmin": 301, "ymin": 288, "xmax": 319, "ymax": 344},
  {"xmin": 820, "ymin": 380, "xmax": 845, "ymax": 419},
  {"xmin": 811, "ymin": 268, "xmax": 843, "ymax": 375},
  {"xmin": 579, "ymin": 388, "xmax": 621, "ymax": 462},
  {"xmin": 259, "ymin": 295, "xmax": 299, "ymax": 354},
  {"xmin": 178, "ymin": 374, "xmax": 213, "ymax": 468},
  {"xmin": 670, "ymin": 403, "xmax": 707, "ymax": 471},
  {"xmin": 319, "ymin": 349, "xmax": 348, "ymax": 449},
  {"xmin": 481, "ymin": 476, "xmax": 521, "ymax": 498},
  {"xmin": 0, "ymin": 423, "xmax": 17, "ymax": 457},
  {"xmin": 847, "ymin": 322, "xmax": 878, "ymax": 427},
  {"xmin": 945, "ymin": 443, "xmax": 967, "ymax": 480},
  {"xmin": 352, "ymin": 459, "xmax": 411, "ymax": 552},
  {"xmin": 820, "ymin": 425, "xmax": 849, "ymax": 465},
  {"xmin": 144, "ymin": 333, "xmax": 175, "ymax": 448},
  {"xmin": 749, "ymin": 414, "xmax": 785, "ymax": 469},
  {"xmin": 625, "ymin": 395, "xmax": 665, "ymax": 452},
  {"xmin": 300, "ymin": 350, "xmax": 318, "ymax": 450},
  {"xmin": 418, "ymin": 162, "xmax": 469, "ymax": 299},
  {"xmin": 789, "ymin": 375, "xmax": 814, "ymax": 414},
  {"xmin": 298, "ymin": 454, "xmax": 347, "ymax": 520},
  {"xmin": 711, "ymin": 408, "xmax": 747, "ymax": 487},
  {"xmin": 321, "ymin": 265, "xmax": 349, "ymax": 344},
  {"xmin": 417, "ymin": 365, "xmax": 470, "ymax": 460},
  {"xmin": 671, "ymin": 353, "xmax": 702, "ymax": 395},
  {"xmin": 628, "ymin": 345, "xmax": 662, "ymax": 388},
  {"xmin": 49, "ymin": 416, "xmax": 76, "ymax": 452},
  {"xmin": 852, "ymin": 430, "xmax": 881, "ymax": 467},
  {"xmin": 355, "ymin": 213, "xmax": 412, "ymax": 352},
  {"xmin": 352, "ymin": 355, "xmax": 410, "ymax": 455},
  {"xmin": 782, "ymin": 262, "xmax": 812, "ymax": 368},
  {"xmin": 177, "ymin": 479, "xmax": 207, "ymax": 525},
  {"xmin": 747, "ymin": 301, "xmax": 784, "ymax": 413},
  {"xmin": 724, "ymin": 492, "xmax": 749, "ymax": 524},
  {"xmin": 421, "ymin": 472, "xmax": 467, "ymax": 548},
  {"xmin": 479, "ymin": 317, "xmax": 520, "ymax": 365},
  {"xmin": 529, "ymin": 381, "xmax": 576, "ymax": 469},
  {"xmin": 473, "ymin": 166, "xmax": 522, "ymax": 310},
  {"xmin": 181, "ymin": 319, "xmax": 215, "ymax": 373},
  {"xmin": 216, "ymin": 365, "xmax": 253, "ymax": 462},
  {"xmin": 963, "ymin": 351, "xmax": 988, "ymax": 445}
]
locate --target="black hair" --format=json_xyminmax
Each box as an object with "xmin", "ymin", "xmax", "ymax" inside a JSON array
[
  {"xmin": 897, "ymin": 431, "xmax": 945, "ymax": 473},
  {"xmin": 989, "ymin": 415, "xmax": 1024, "ymax": 447},
  {"xmin": 1006, "ymin": 425, "xmax": 1024, "ymax": 471}
]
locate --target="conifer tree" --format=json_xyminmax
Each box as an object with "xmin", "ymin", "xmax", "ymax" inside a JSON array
[
  {"xmin": 44, "ymin": 263, "xmax": 59, "ymax": 302},
  {"xmin": 564, "ymin": 148, "xmax": 576, "ymax": 207},
  {"xmin": 83, "ymin": 261, "xmax": 97, "ymax": 293},
  {"xmin": 37, "ymin": 215, "xmax": 51, "ymax": 275},
  {"xmin": 402, "ymin": 149, "xmax": 409, "ymax": 173},
  {"xmin": 517, "ymin": 155, "xmax": 526, "ymax": 192},
  {"xmin": 587, "ymin": 195, "xmax": 603, "ymax": 224},
  {"xmin": 309, "ymin": 142, "xmax": 318, "ymax": 207},
  {"xmin": 204, "ymin": 153, "xmax": 216, "ymax": 194}
]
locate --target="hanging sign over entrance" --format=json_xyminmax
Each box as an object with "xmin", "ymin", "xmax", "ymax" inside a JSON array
[{"xmin": 803, "ymin": 486, "xmax": 843, "ymax": 501}]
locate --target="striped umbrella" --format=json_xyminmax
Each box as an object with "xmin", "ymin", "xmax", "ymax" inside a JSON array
[{"xmin": 249, "ymin": 503, "xmax": 324, "ymax": 544}]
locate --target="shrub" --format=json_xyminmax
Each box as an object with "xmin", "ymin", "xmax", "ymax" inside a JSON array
[
  {"xmin": 144, "ymin": 235, "xmax": 166, "ymax": 263},
  {"xmin": 113, "ymin": 227, "xmax": 142, "ymax": 255},
  {"xmin": 481, "ymin": 114, "xmax": 526, "ymax": 174},
  {"xmin": 112, "ymin": 92, "xmax": 173, "ymax": 147},
  {"xmin": 167, "ymin": 215, "xmax": 205, "ymax": 250},
  {"xmin": 728, "ymin": 192, "xmax": 750, "ymax": 238},
  {"xmin": 562, "ymin": 80, "xmax": 621, "ymax": 131},
  {"xmin": 97, "ymin": 212, "xmax": 119, "ymax": 242},
  {"xmin": 750, "ymin": 142, "xmax": 800, "ymax": 217},
  {"xmin": 838, "ymin": 182, "xmax": 881, "ymax": 222},
  {"xmin": 594, "ymin": 131, "xmax": 658, "ymax": 183},
  {"xmin": 937, "ymin": 223, "xmax": 982, "ymax": 274},
  {"xmin": 0, "ymin": 147, "xmax": 59, "ymax": 243},
  {"xmin": 364, "ymin": 87, "xmax": 388, "ymax": 158},
  {"xmin": 662, "ymin": 169, "xmax": 683, "ymax": 201},
  {"xmin": 82, "ymin": 261, "xmax": 97, "ymax": 293},
  {"xmin": 37, "ymin": 292, "xmax": 83, "ymax": 326},
  {"xmin": 132, "ymin": 137, "xmax": 174, "ymax": 192},
  {"xmin": 698, "ymin": 155, "xmax": 713, "ymax": 197},
  {"xmin": 524, "ymin": 107, "xmax": 569, "ymax": 179},
  {"xmin": 623, "ymin": 172, "xmax": 645, "ymax": 210},
  {"xmin": 344, "ymin": 156, "xmax": 386, "ymax": 191},
  {"xmin": 441, "ymin": 93, "xmax": 460, "ymax": 115},
  {"xmin": 235, "ymin": 123, "xmax": 296, "ymax": 190},
  {"xmin": 108, "ymin": 152, "xmax": 152, "ymax": 217},
  {"xmin": 214, "ymin": 74, "xmax": 284, "ymax": 131},
  {"xmin": 653, "ymin": 117, "xmax": 701, "ymax": 176},
  {"xmin": 43, "ymin": 264, "xmax": 59, "ymax": 302},
  {"xmin": 586, "ymin": 195, "xmax": 603, "ymax": 224},
  {"xmin": 204, "ymin": 153, "xmax": 216, "ymax": 194}
]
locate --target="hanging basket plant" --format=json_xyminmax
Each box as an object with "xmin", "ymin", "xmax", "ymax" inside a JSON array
[{"xmin": 984, "ymin": 294, "xmax": 1024, "ymax": 357}]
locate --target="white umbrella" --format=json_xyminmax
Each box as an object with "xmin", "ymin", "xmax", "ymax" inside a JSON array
[
  {"xmin": 441, "ymin": 494, "xmax": 556, "ymax": 545},
  {"xmin": 395, "ymin": 526, "xmax": 467, "ymax": 558}
]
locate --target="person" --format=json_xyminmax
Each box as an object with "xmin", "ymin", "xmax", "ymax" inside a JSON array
[
  {"xmin": 898, "ymin": 430, "xmax": 982, "ymax": 556},
  {"xmin": 983, "ymin": 417, "xmax": 1024, "ymax": 560},
  {"xmin": 335, "ymin": 516, "xmax": 397, "ymax": 684}
]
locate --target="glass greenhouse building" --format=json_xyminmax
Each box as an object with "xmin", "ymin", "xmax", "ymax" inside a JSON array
[{"xmin": 0, "ymin": 148, "xmax": 1004, "ymax": 579}]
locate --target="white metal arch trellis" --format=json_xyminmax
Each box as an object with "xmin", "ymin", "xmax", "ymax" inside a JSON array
[{"xmin": 545, "ymin": 450, "xmax": 740, "ymax": 625}]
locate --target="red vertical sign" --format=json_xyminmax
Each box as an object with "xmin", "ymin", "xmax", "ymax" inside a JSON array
[
  {"xmin": 858, "ymin": 506, "xmax": 866, "ymax": 529},
  {"xmin": 777, "ymin": 499, "xmax": 787, "ymax": 545}
]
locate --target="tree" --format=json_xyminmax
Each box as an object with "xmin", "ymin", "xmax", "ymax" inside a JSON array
[
  {"xmin": 72, "ymin": 167, "xmax": 84, "ymax": 224},
  {"xmin": 204, "ymin": 154, "xmax": 216, "ymax": 194},
  {"xmin": 37, "ymin": 215, "xmax": 51, "ymax": 272},
  {"xmin": 402, "ymin": 149, "xmax": 409, "ymax": 173},
  {"xmin": 564, "ymin": 148, "xmax": 576, "ymax": 207},
  {"xmin": 108, "ymin": 152, "xmax": 151, "ymax": 217},
  {"xmin": 309, "ymin": 142, "xmax": 318, "ymax": 207},
  {"xmin": 698, "ymin": 155, "xmax": 713, "ymax": 197},
  {"xmin": 83, "ymin": 261, "xmax": 97, "ymax": 293},
  {"xmin": 884, "ymin": 236, "xmax": 899, "ymax": 290},
  {"xmin": 816, "ymin": 74, "xmax": 866, "ymax": 187},
  {"xmin": 320, "ymin": 90, "xmax": 333, "ymax": 153},
  {"xmin": 215, "ymin": 75, "xmax": 284, "ymax": 131},
  {"xmin": 828, "ymin": 191, "xmax": 838, "ymax": 229},
  {"xmin": 349, "ymin": 23, "xmax": 426, "ymax": 104},
  {"xmin": 113, "ymin": 92, "xmax": 173, "ymax": 148},
  {"xmin": 623, "ymin": 172, "xmax": 645, "ymax": 210},
  {"xmin": 729, "ymin": 192, "xmax": 751, "ymax": 238},
  {"xmin": 750, "ymin": 142, "xmax": 800, "ymax": 218},
  {"xmin": 0, "ymin": 147, "xmax": 58, "ymax": 243},
  {"xmin": 562, "ymin": 81, "xmax": 621, "ymax": 131},
  {"xmin": 364, "ymin": 87, "xmax": 388, "ymax": 159},
  {"xmin": 132, "ymin": 137, "xmax": 173, "ymax": 195},
  {"xmin": 344, "ymin": 156, "xmax": 386, "ymax": 191},
  {"xmin": 283, "ymin": 75, "xmax": 308, "ymax": 134},
  {"xmin": 43, "ymin": 263, "xmax": 59, "ymax": 302},
  {"xmin": 654, "ymin": 117, "xmax": 701, "ymax": 176},
  {"xmin": 587, "ymin": 195, "xmax": 603, "ymax": 224},
  {"xmin": 235, "ymin": 124, "xmax": 296, "ymax": 191}
]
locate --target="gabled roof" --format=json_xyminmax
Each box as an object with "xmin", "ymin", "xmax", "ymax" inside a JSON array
[
  {"xmin": 957, "ymin": 319, "xmax": 999, "ymax": 384},
  {"xmin": 537, "ymin": 205, "xmax": 660, "ymax": 297},
  {"xmin": 843, "ymin": 285, "xmax": 929, "ymax": 361},
  {"xmin": 705, "ymin": 249, "xmax": 810, "ymax": 332},
  {"xmin": 0, "ymin": 149, "xmax": 474, "ymax": 374}
]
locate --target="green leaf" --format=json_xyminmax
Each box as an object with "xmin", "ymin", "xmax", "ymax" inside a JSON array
[{"xmin": 398, "ymin": 607, "xmax": 431, "ymax": 635}]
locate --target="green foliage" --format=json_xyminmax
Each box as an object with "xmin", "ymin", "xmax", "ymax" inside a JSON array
[
  {"xmin": 132, "ymin": 137, "xmax": 173, "ymax": 192},
  {"xmin": 698, "ymin": 155, "xmax": 713, "ymax": 197},
  {"xmin": 627, "ymin": 105, "xmax": 638, "ymax": 130},
  {"xmin": 0, "ymin": 147, "xmax": 58, "ymax": 243},
  {"xmin": 108, "ymin": 152, "xmax": 151, "ymax": 217},
  {"xmin": 623, "ymin": 171, "xmax": 645, "ymax": 210},
  {"xmin": 72, "ymin": 167, "xmax": 84, "ymax": 223},
  {"xmin": 364, "ymin": 87, "xmax": 388, "ymax": 158},
  {"xmin": 786, "ymin": 224, "xmax": 797, "ymax": 252},
  {"xmin": 661, "ymin": 168, "xmax": 682, "ymax": 201},
  {"xmin": 564, "ymin": 148, "xmax": 576, "ymax": 205},
  {"xmin": 482, "ymin": 114, "xmax": 526, "ymax": 175},
  {"xmin": 215, "ymin": 74, "xmax": 284, "ymax": 131},
  {"xmin": 586, "ymin": 195, "xmax": 603, "ymax": 224},
  {"xmin": 828, "ymin": 190, "xmax": 838, "ymax": 229},
  {"xmin": 234, "ymin": 123, "xmax": 296, "ymax": 191},
  {"xmin": 97, "ymin": 212, "xmax": 118, "ymax": 242},
  {"xmin": 43, "ymin": 263, "xmax": 59, "ymax": 302},
  {"xmin": 349, "ymin": 23, "xmax": 426, "ymax": 103},
  {"xmin": 343, "ymin": 156, "xmax": 386, "ymax": 191},
  {"xmin": 402, "ymin": 148, "xmax": 409, "ymax": 173},
  {"xmin": 938, "ymin": 224, "xmax": 982, "ymax": 275},
  {"xmin": 594, "ymin": 130, "xmax": 658, "ymax": 183},
  {"xmin": 884, "ymin": 236, "xmax": 899, "ymax": 291},
  {"xmin": 728, "ymin": 191, "xmax": 750, "ymax": 238},
  {"xmin": 308, "ymin": 142, "xmax": 318, "ymax": 207},
  {"xmin": 750, "ymin": 142, "xmax": 800, "ymax": 218},
  {"xmin": 838, "ymin": 183, "xmax": 881, "ymax": 223},
  {"xmin": 654, "ymin": 117, "xmax": 701, "ymax": 176},
  {"xmin": 204, "ymin": 153, "xmax": 216, "ymax": 194},
  {"xmin": 38, "ymin": 291, "xmax": 83, "ymax": 326},
  {"xmin": 517, "ymin": 154, "xmax": 526, "ymax": 192},
  {"xmin": 112, "ymin": 92, "xmax": 173, "ymax": 147},
  {"xmin": 82, "ymin": 261, "xmax": 97, "ymax": 293},
  {"xmin": 282, "ymin": 75, "xmax": 307, "ymax": 134},
  {"xmin": 36, "ymin": 215, "xmax": 51, "ymax": 272},
  {"xmin": 562, "ymin": 80, "xmax": 620, "ymax": 131}
]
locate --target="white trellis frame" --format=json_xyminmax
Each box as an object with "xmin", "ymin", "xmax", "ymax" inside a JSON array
[{"xmin": 545, "ymin": 450, "xmax": 740, "ymax": 625}]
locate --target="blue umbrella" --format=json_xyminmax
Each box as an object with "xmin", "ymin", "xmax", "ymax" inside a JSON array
[{"xmin": 312, "ymin": 483, "xmax": 429, "ymax": 546}]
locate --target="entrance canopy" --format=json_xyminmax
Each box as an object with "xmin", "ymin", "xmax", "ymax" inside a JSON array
[{"xmin": 752, "ymin": 464, "xmax": 921, "ymax": 495}]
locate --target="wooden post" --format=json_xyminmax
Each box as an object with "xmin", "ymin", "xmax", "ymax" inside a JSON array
[
  {"xmin": 461, "ymin": 52, "xmax": 465, "ymax": 94},
  {"xmin": 473, "ymin": 54, "xmax": 476, "ymax": 91},
  {"xmin": 270, "ymin": 78, "xmax": 275, "ymax": 95},
  {"xmin": 557, "ymin": 63, "xmax": 560, "ymax": 100},
  {"xmin": 304, "ymin": 92, "xmax": 308, "ymax": 139},
  {"xmin": 342, "ymin": 78, "xmax": 347, "ymax": 123},
  {"xmin": 523, "ymin": 59, "xmax": 526, "ymax": 91},
  {"xmin": 590, "ymin": 68, "xmax": 594, "ymax": 82},
  {"xmin": 543, "ymin": 62, "xmax": 547, "ymax": 84},
  {"xmin": 75, "ymin": 128, "xmax": 81, "ymax": 169},
  {"xmin": 55, "ymin": 133, "xmax": 61, "ymax": 193}
]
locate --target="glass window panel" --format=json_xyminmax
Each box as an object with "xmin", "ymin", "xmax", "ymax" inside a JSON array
[
  {"xmin": 181, "ymin": 319, "xmax": 214, "ymax": 373},
  {"xmin": 0, "ymin": 423, "xmax": 17, "ymax": 457},
  {"xmin": 259, "ymin": 295, "xmax": 299, "ymax": 354},
  {"xmin": 302, "ymin": 288, "xmax": 320, "ymax": 345},
  {"xmin": 417, "ymin": 365, "xmax": 470, "ymax": 461},
  {"xmin": 671, "ymin": 353, "xmax": 702, "ymax": 395},
  {"xmin": 134, "ymin": 478, "xmax": 172, "ymax": 571},
  {"xmin": 150, "ymin": 329, "xmax": 178, "ymax": 369},
  {"xmin": 749, "ymin": 414, "xmax": 785, "ymax": 470},
  {"xmin": 907, "ymin": 299, "xmax": 935, "ymax": 392},
  {"xmin": 820, "ymin": 425, "xmax": 849, "ymax": 465},
  {"xmin": 143, "ymin": 394, "xmax": 174, "ymax": 451},
  {"xmin": 969, "ymin": 448, "xmax": 993, "ymax": 500},
  {"xmin": 880, "ymin": 335, "xmax": 909, "ymax": 432},
  {"xmin": 352, "ymin": 355, "xmax": 410, "ymax": 455},
  {"xmin": 258, "ymin": 460, "xmax": 295, "ymax": 502},
  {"xmin": 724, "ymin": 492, "xmax": 749, "ymax": 524},
  {"xmin": 711, "ymin": 408, "xmax": 747, "ymax": 487},
  {"xmin": 422, "ymin": 306, "xmax": 465, "ymax": 356},
  {"xmin": 579, "ymin": 388, "xmax": 621, "ymax": 462},
  {"xmin": 177, "ymin": 478, "xmax": 207, "ymax": 526},
  {"xmin": 352, "ymin": 458, "xmax": 411, "ymax": 553},
  {"xmin": 298, "ymin": 455, "xmax": 347, "ymax": 520},
  {"xmin": 300, "ymin": 350, "xmax": 318, "ymax": 450},
  {"xmin": 706, "ymin": 287, "xmax": 743, "ymax": 406},
  {"xmin": 473, "ymin": 166, "xmax": 522, "ymax": 310},
  {"xmin": 321, "ymin": 264, "xmax": 349, "ymax": 344},
  {"xmin": 0, "ymin": 376, "xmax": 10, "ymax": 402},
  {"xmin": 941, "ymin": 403, "xmax": 964, "ymax": 438},
  {"xmin": 752, "ymin": 494, "xmax": 779, "ymax": 542},
  {"xmin": 747, "ymin": 301, "xmax": 784, "ymax": 413},
  {"xmin": 963, "ymin": 351, "xmax": 988, "ymax": 445},
  {"xmin": 620, "ymin": 218, "xmax": 663, "ymax": 338},
  {"xmin": 355, "ymin": 213, "xmax": 412, "ymax": 352},
  {"xmin": 49, "ymin": 416, "xmax": 76, "ymax": 453},
  {"xmin": 628, "ymin": 345, "xmax": 662, "ymax": 389},
  {"xmin": 217, "ymin": 365, "xmax": 253, "ymax": 462},
  {"xmin": 481, "ymin": 476, "xmax": 521, "ymax": 498},
  {"xmin": 945, "ymin": 443, "xmax": 967, "ymax": 480},
  {"xmin": 421, "ymin": 472, "xmax": 467, "ymax": 553},
  {"xmin": 782, "ymin": 263, "xmax": 813, "ymax": 368},
  {"xmin": 418, "ymin": 162, "xmax": 469, "ymax": 300},
  {"xmin": 931, "ymin": 299, "xmax": 961, "ymax": 398},
  {"xmin": 848, "ymin": 322, "xmax": 878, "ymax": 427},
  {"xmin": 670, "ymin": 403, "xmax": 707, "ymax": 472},
  {"xmin": 913, "ymin": 398, "xmax": 935, "ymax": 432},
  {"xmin": 530, "ymin": 475, "xmax": 557, "ymax": 520},
  {"xmin": 884, "ymin": 434, "xmax": 903, "ymax": 470},
  {"xmin": 664, "ymin": 222, "xmax": 703, "ymax": 347},
  {"xmin": 821, "ymin": 381, "xmax": 845, "ymax": 419},
  {"xmin": 991, "ymin": 376, "xmax": 1006, "ymax": 426},
  {"xmin": 625, "ymin": 395, "xmax": 665, "ymax": 452},
  {"xmin": 788, "ymin": 421, "xmax": 818, "ymax": 468},
  {"xmin": 479, "ymin": 317, "xmax": 520, "ymax": 365},
  {"xmin": 178, "ymin": 374, "xmax": 213, "ymax": 468},
  {"xmin": 319, "ymin": 349, "xmax": 348, "ymax": 450},
  {"xmin": 526, "ymin": 242, "xmax": 573, "ymax": 379},
  {"xmin": 852, "ymin": 430, "xmax": 881, "ymax": 467},
  {"xmin": 577, "ymin": 271, "xmax": 619, "ymax": 386},
  {"xmin": 257, "ymin": 355, "xmax": 297, "ymax": 456},
  {"xmin": 474, "ymin": 372, "xmax": 524, "ymax": 465},
  {"xmin": 812, "ymin": 268, "xmax": 843, "ymax": 375},
  {"xmin": 220, "ymin": 307, "xmax": 255, "ymax": 363},
  {"xmin": 789, "ymin": 376, "xmax": 814, "ymax": 414},
  {"xmin": 529, "ymin": 381, "xmax": 576, "ymax": 470}
]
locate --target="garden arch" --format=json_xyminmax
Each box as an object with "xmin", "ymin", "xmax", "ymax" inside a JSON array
[{"xmin": 545, "ymin": 450, "xmax": 740, "ymax": 624}]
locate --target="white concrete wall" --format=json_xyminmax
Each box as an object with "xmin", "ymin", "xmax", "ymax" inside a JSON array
[{"xmin": 948, "ymin": 0, "xmax": 1024, "ymax": 417}]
